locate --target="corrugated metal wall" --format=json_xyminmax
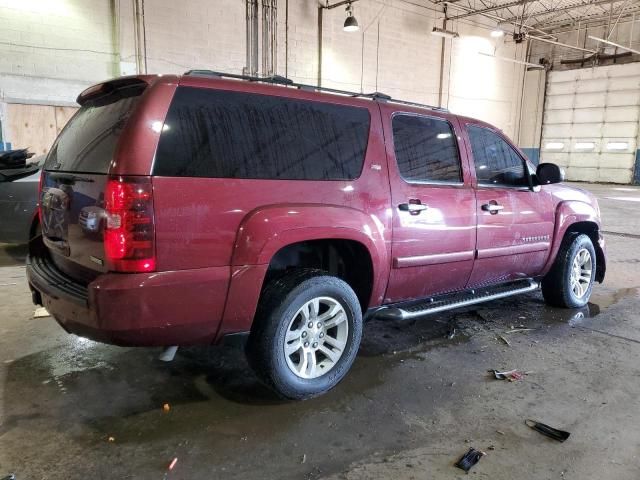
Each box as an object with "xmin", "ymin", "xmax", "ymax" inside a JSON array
[{"xmin": 540, "ymin": 63, "xmax": 640, "ymax": 184}]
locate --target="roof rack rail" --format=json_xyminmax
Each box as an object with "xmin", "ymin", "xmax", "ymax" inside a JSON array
[{"xmin": 183, "ymin": 70, "xmax": 448, "ymax": 113}]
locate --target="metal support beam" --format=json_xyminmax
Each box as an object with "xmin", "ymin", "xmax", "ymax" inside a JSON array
[
  {"xmin": 448, "ymin": 0, "xmax": 539, "ymax": 21},
  {"xmin": 442, "ymin": 2, "xmax": 555, "ymax": 38},
  {"xmin": 502, "ymin": 0, "xmax": 629, "ymax": 24},
  {"xmin": 528, "ymin": 34, "xmax": 597, "ymax": 53}
]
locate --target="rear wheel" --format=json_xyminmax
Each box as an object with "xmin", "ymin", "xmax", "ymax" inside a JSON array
[
  {"xmin": 542, "ymin": 233, "xmax": 596, "ymax": 308},
  {"xmin": 247, "ymin": 269, "xmax": 362, "ymax": 400}
]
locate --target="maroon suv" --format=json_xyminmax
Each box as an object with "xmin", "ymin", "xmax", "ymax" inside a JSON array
[{"xmin": 27, "ymin": 71, "xmax": 605, "ymax": 399}]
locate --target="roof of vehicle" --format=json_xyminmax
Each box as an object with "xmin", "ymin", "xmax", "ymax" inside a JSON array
[{"xmin": 178, "ymin": 70, "xmax": 451, "ymax": 115}]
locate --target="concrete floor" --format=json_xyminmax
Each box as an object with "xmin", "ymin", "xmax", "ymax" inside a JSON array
[{"xmin": 1, "ymin": 182, "xmax": 639, "ymax": 479}]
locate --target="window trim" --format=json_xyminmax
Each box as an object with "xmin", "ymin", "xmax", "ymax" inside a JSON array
[
  {"xmin": 152, "ymin": 86, "xmax": 372, "ymax": 181},
  {"xmin": 466, "ymin": 123, "xmax": 533, "ymax": 190},
  {"xmin": 390, "ymin": 112, "xmax": 465, "ymax": 187}
]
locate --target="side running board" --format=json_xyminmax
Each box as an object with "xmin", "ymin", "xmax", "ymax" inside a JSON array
[{"xmin": 375, "ymin": 279, "xmax": 539, "ymax": 321}]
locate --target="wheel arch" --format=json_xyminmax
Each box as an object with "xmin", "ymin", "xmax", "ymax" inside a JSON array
[
  {"xmin": 542, "ymin": 201, "xmax": 605, "ymax": 282},
  {"xmin": 216, "ymin": 204, "xmax": 390, "ymax": 342}
]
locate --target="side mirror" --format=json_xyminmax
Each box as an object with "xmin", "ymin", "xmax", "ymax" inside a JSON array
[{"xmin": 536, "ymin": 163, "xmax": 564, "ymax": 185}]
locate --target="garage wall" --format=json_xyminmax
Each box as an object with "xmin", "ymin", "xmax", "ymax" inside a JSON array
[
  {"xmin": 540, "ymin": 62, "xmax": 640, "ymax": 184},
  {"xmin": 0, "ymin": 0, "xmax": 116, "ymax": 104},
  {"xmin": 0, "ymin": 0, "xmax": 528, "ymax": 151}
]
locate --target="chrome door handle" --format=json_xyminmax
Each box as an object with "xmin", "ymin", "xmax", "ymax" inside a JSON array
[
  {"xmin": 482, "ymin": 203, "xmax": 504, "ymax": 214},
  {"xmin": 398, "ymin": 203, "xmax": 429, "ymax": 214}
]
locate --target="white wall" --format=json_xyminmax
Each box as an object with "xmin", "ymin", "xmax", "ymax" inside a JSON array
[
  {"xmin": 0, "ymin": 0, "xmax": 116, "ymax": 105},
  {"xmin": 0, "ymin": 0, "xmax": 529, "ymax": 149}
]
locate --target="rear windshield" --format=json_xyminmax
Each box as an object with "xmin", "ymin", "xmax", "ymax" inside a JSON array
[
  {"xmin": 45, "ymin": 85, "xmax": 144, "ymax": 174},
  {"xmin": 153, "ymin": 87, "xmax": 370, "ymax": 180}
]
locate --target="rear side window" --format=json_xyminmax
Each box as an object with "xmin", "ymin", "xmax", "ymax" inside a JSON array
[
  {"xmin": 45, "ymin": 85, "xmax": 144, "ymax": 174},
  {"xmin": 392, "ymin": 114, "xmax": 462, "ymax": 183},
  {"xmin": 154, "ymin": 87, "xmax": 370, "ymax": 180},
  {"xmin": 467, "ymin": 125, "xmax": 528, "ymax": 187}
]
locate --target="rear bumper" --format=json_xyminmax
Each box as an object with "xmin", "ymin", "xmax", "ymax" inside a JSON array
[{"xmin": 27, "ymin": 254, "xmax": 230, "ymax": 346}]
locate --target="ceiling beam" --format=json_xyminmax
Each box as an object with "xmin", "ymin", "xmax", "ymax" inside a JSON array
[
  {"xmin": 448, "ymin": 0, "xmax": 540, "ymax": 21},
  {"xmin": 501, "ymin": 0, "xmax": 628, "ymax": 24},
  {"xmin": 442, "ymin": 1, "xmax": 555, "ymax": 37}
]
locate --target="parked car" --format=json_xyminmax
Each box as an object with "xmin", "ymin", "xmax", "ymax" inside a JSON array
[
  {"xmin": 27, "ymin": 72, "xmax": 606, "ymax": 399},
  {"xmin": 0, "ymin": 151, "xmax": 42, "ymax": 244}
]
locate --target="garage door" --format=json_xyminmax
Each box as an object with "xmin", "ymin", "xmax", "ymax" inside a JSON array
[{"xmin": 540, "ymin": 63, "xmax": 640, "ymax": 184}]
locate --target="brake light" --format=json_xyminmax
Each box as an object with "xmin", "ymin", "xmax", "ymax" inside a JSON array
[{"xmin": 104, "ymin": 176, "xmax": 156, "ymax": 272}]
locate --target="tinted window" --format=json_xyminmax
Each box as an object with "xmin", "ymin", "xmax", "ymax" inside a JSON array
[
  {"xmin": 154, "ymin": 87, "xmax": 370, "ymax": 180},
  {"xmin": 392, "ymin": 115, "xmax": 461, "ymax": 183},
  {"xmin": 467, "ymin": 125, "xmax": 528, "ymax": 187},
  {"xmin": 45, "ymin": 85, "xmax": 143, "ymax": 173}
]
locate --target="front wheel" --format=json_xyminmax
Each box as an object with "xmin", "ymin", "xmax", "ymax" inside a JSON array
[
  {"xmin": 542, "ymin": 233, "xmax": 596, "ymax": 308},
  {"xmin": 247, "ymin": 269, "xmax": 363, "ymax": 400}
]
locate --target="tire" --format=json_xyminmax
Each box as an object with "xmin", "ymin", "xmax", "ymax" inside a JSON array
[
  {"xmin": 246, "ymin": 269, "xmax": 363, "ymax": 400},
  {"xmin": 542, "ymin": 233, "xmax": 596, "ymax": 308}
]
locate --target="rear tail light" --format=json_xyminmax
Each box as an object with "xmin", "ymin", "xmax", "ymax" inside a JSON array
[{"xmin": 104, "ymin": 176, "xmax": 156, "ymax": 272}]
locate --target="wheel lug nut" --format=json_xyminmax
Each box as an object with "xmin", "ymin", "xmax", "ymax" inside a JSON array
[
  {"xmin": 308, "ymin": 322, "xmax": 313, "ymax": 328},
  {"xmin": 301, "ymin": 331, "xmax": 307, "ymax": 338},
  {"xmin": 319, "ymin": 333, "xmax": 324, "ymax": 338},
  {"xmin": 312, "ymin": 342, "xmax": 318, "ymax": 348},
  {"xmin": 317, "ymin": 322, "xmax": 322, "ymax": 328},
  {"xmin": 304, "ymin": 342, "xmax": 309, "ymax": 348}
]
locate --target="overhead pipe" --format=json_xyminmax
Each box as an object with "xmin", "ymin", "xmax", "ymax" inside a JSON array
[
  {"xmin": 245, "ymin": 0, "xmax": 259, "ymax": 76},
  {"xmin": 262, "ymin": 0, "xmax": 278, "ymax": 76}
]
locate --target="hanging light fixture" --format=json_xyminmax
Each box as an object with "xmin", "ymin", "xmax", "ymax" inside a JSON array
[{"xmin": 344, "ymin": 1, "xmax": 359, "ymax": 32}]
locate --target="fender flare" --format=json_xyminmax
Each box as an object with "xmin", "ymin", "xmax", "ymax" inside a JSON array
[
  {"xmin": 216, "ymin": 204, "xmax": 390, "ymax": 340},
  {"xmin": 540, "ymin": 200, "xmax": 603, "ymax": 277}
]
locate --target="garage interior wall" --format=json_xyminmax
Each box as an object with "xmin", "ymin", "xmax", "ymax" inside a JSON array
[{"xmin": 0, "ymin": 0, "xmax": 526, "ymax": 154}]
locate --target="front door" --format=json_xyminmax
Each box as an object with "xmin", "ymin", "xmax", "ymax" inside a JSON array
[
  {"xmin": 461, "ymin": 123, "xmax": 554, "ymax": 288},
  {"xmin": 382, "ymin": 106, "xmax": 476, "ymax": 303}
]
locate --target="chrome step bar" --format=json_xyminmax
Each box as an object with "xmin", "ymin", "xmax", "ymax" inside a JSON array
[{"xmin": 376, "ymin": 279, "xmax": 540, "ymax": 321}]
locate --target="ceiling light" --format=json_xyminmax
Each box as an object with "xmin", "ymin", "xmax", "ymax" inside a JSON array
[
  {"xmin": 607, "ymin": 142, "xmax": 629, "ymax": 151},
  {"xmin": 490, "ymin": 29, "xmax": 504, "ymax": 38},
  {"xmin": 431, "ymin": 27, "xmax": 459, "ymax": 39},
  {"xmin": 545, "ymin": 142, "xmax": 564, "ymax": 150},
  {"xmin": 343, "ymin": 2, "xmax": 359, "ymax": 32}
]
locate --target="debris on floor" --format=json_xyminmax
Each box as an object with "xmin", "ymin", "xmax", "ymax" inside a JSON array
[
  {"xmin": 33, "ymin": 307, "xmax": 50, "ymax": 318},
  {"xmin": 163, "ymin": 403, "xmax": 171, "ymax": 413},
  {"xmin": 108, "ymin": 436, "xmax": 115, "ymax": 443},
  {"xmin": 489, "ymin": 369, "xmax": 527, "ymax": 381},
  {"xmin": 525, "ymin": 420, "xmax": 571, "ymax": 442},
  {"xmin": 1, "ymin": 475, "xmax": 16, "ymax": 480},
  {"xmin": 497, "ymin": 334, "xmax": 511, "ymax": 346},
  {"xmin": 168, "ymin": 458, "xmax": 178, "ymax": 471},
  {"xmin": 455, "ymin": 447, "xmax": 485, "ymax": 472},
  {"xmin": 301, "ymin": 454, "xmax": 306, "ymax": 464},
  {"xmin": 503, "ymin": 328, "xmax": 536, "ymax": 335}
]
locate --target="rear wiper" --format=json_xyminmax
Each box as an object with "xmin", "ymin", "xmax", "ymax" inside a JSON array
[{"xmin": 48, "ymin": 172, "xmax": 95, "ymax": 184}]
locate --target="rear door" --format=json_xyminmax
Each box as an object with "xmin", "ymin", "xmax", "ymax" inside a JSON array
[
  {"xmin": 461, "ymin": 122, "xmax": 554, "ymax": 287},
  {"xmin": 40, "ymin": 79, "xmax": 146, "ymax": 279},
  {"xmin": 382, "ymin": 106, "xmax": 476, "ymax": 303}
]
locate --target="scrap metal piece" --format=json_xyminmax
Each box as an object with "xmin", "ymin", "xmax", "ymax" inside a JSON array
[
  {"xmin": 455, "ymin": 447, "xmax": 485, "ymax": 472},
  {"xmin": 525, "ymin": 419, "xmax": 571, "ymax": 442}
]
